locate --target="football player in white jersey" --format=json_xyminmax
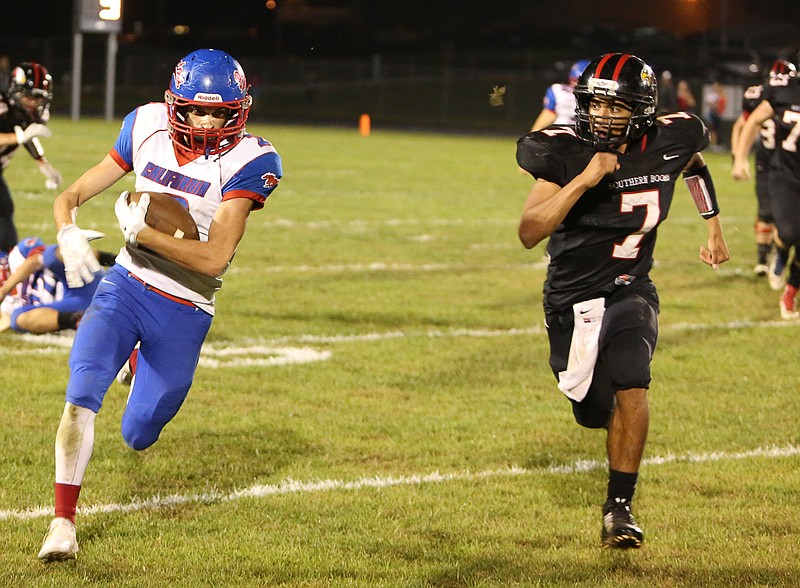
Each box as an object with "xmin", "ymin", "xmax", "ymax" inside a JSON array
[
  {"xmin": 38, "ymin": 48, "xmax": 283, "ymax": 563},
  {"xmin": 529, "ymin": 59, "xmax": 590, "ymax": 131},
  {"xmin": 0, "ymin": 235, "xmax": 110, "ymax": 333}
]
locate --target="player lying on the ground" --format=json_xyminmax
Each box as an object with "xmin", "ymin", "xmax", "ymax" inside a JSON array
[{"xmin": 0, "ymin": 233, "xmax": 113, "ymax": 333}]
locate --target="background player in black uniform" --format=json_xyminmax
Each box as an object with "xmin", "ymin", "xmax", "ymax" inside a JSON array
[
  {"xmin": 0, "ymin": 62, "xmax": 62, "ymax": 252},
  {"xmin": 732, "ymin": 61, "xmax": 800, "ymax": 320},
  {"xmin": 517, "ymin": 53, "xmax": 729, "ymax": 549},
  {"xmin": 730, "ymin": 60, "xmax": 796, "ymax": 285}
]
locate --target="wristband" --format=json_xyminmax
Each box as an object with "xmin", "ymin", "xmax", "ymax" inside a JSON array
[
  {"xmin": 14, "ymin": 126, "xmax": 24, "ymax": 145},
  {"xmin": 683, "ymin": 165, "xmax": 719, "ymax": 219}
]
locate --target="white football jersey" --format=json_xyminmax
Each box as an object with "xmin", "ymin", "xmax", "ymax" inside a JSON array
[
  {"xmin": 542, "ymin": 83, "xmax": 577, "ymax": 125},
  {"xmin": 109, "ymin": 102, "xmax": 282, "ymax": 314},
  {"xmin": 0, "ymin": 237, "xmax": 61, "ymax": 316}
]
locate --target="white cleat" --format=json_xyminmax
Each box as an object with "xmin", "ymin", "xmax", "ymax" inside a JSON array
[
  {"xmin": 115, "ymin": 361, "xmax": 133, "ymax": 385},
  {"xmin": 753, "ymin": 263, "xmax": 769, "ymax": 277},
  {"xmin": 768, "ymin": 270, "xmax": 787, "ymax": 292},
  {"xmin": 38, "ymin": 517, "xmax": 78, "ymax": 563},
  {"xmin": 116, "ymin": 344, "xmax": 139, "ymax": 386}
]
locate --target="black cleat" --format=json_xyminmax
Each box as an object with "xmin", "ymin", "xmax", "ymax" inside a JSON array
[{"xmin": 601, "ymin": 497, "xmax": 643, "ymax": 549}]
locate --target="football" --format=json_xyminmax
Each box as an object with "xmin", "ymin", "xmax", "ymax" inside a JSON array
[{"xmin": 126, "ymin": 191, "xmax": 200, "ymax": 240}]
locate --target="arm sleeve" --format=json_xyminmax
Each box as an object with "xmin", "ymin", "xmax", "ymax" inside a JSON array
[
  {"xmin": 111, "ymin": 109, "xmax": 139, "ymax": 170},
  {"xmin": 221, "ymin": 150, "xmax": 283, "ymax": 211}
]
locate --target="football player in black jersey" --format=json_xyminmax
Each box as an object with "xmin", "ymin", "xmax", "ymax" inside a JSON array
[
  {"xmin": 0, "ymin": 62, "xmax": 62, "ymax": 252},
  {"xmin": 730, "ymin": 60, "xmax": 796, "ymax": 285},
  {"xmin": 517, "ymin": 53, "xmax": 730, "ymax": 549},
  {"xmin": 732, "ymin": 59, "xmax": 800, "ymax": 319}
]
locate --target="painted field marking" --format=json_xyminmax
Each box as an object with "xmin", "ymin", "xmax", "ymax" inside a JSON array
[
  {"xmin": 2, "ymin": 444, "xmax": 797, "ymax": 522},
  {"xmin": 5, "ymin": 319, "xmax": 798, "ymax": 365}
]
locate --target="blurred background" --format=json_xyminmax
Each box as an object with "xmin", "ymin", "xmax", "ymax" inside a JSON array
[{"xmin": 1, "ymin": 0, "xmax": 798, "ymax": 135}]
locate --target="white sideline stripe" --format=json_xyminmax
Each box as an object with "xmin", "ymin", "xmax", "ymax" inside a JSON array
[
  {"xmin": 256, "ymin": 216, "xmax": 753, "ymax": 229},
  {"xmin": 3, "ymin": 444, "xmax": 798, "ymax": 522},
  {"xmin": 5, "ymin": 319, "xmax": 799, "ymax": 358},
  {"xmin": 234, "ymin": 261, "xmax": 543, "ymax": 273}
]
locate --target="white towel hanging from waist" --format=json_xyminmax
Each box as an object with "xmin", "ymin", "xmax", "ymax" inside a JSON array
[{"xmin": 557, "ymin": 297, "xmax": 606, "ymax": 402}]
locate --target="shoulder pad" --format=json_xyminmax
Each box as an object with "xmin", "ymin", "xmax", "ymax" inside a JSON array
[
  {"xmin": 653, "ymin": 111, "xmax": 709, "ymax": 153},
  {"xmin": 517, "ymin": 126, "xmax": 579, "ymax": 181}
]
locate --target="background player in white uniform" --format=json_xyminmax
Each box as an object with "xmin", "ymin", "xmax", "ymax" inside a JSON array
[
  {"xmin": 529, "ymin": 59, "xmax": 590, "ymax": 131},
  {"xmin": 38, "ymin": 48, "xmax": 282, "ymax": 563}
]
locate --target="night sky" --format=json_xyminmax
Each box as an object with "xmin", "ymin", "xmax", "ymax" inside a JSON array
[{"xmin": 3, "ymin": 1, "xmax": 800, "ymax": 59}]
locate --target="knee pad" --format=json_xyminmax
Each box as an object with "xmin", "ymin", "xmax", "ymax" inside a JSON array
[
  {"xmin": 572, "ymin": 401, "xmax": 612, "ymax": 429},
  {"xmin": 121, "ymin": 404, "xmax": 166, "ymax": 451},
  {"xmin": 121, "ymin": 417, "xmax": 161, "ymax": 451}
]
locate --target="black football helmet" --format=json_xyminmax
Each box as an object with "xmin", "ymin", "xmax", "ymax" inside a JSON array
[
  {"xmin": 8, "ymin": 62, "xmax": 53, "ymax": 122},
  {"xmin": 764, "ymin": 59, "xmax": 797, "ymax": 87},
  {"xmin": 574, "ymin": 53, "xmax": 658, "ymax": 150}
]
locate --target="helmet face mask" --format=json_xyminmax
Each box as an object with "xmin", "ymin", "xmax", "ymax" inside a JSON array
[
  {"xmin": 574, "ymin": 53, "xmax": 658, "ymax": 150},
  {"xmin": 586, "ymin": 97, "xmax": 634, "ymax": 145},
  {"xmin": 165, "ymin": 48, "xmax": 252, "ymax": 157},
  {"xmin": 8, "ymin": 62, "xmax": 52, "ymax": 122}
]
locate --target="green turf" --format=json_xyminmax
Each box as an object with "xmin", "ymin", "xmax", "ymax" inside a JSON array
[{"xmin": 1, "ymin": 117, "xmax": 798, "ymax": 587}]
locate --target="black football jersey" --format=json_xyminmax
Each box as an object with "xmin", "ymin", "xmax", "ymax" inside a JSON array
[
  {"xmin": 763, "ymin": 77, "xmax": 800, "ymax": 181},
  {"xmin": 517, "ymin": 112, "xmax": 709, "ymax": 313},
  {"xmin": 741, "ymin": 84, "xmax": 775, "ymax": 166},
  {"xmin": 0, "ymin": 92, "xmax": 44, "ymax": 166}
]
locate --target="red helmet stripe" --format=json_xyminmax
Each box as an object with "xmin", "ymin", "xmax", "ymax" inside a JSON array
[
  {"xmin": 611, "ymin": 54, "xmax": 633, "ymax": 81},
  {"xmin": 594, "ymin": 54, "xmax": 615, "ymax": 78}
]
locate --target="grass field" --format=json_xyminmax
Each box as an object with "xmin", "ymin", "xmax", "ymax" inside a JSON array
[{"xmin": 1, "ymin": 117, "xmax": 799, "ymax": 587}]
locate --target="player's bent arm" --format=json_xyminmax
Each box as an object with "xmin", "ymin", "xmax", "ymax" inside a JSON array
[
  {"xmin": 54, "ymin": 155, "xmax": 127, "ymax": 230},
  {"xmin": 530, "ymin": 109, "xmax": 557, "ymax": 132},
  {"xmin": 0, "ymin": 253, "xmax": 44, "ymax": 302},
  {"xmin": 732, "ymin": 101, "xmax": 774, "ymax": 180},
  {"xmin": 518, "ymin": 151, "xmax": 618, "ymax": 248},
  {"xmin": 682, "ymin": 152, "xmax": 706, "ymax": 174},
  {"xmin": 135, "ymin": 197, "xmax": 252, "ymax": 277}
]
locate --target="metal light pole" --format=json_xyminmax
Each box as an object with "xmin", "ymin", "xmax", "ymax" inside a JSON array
[{"xmin": 72, "ymin": 0, "xmax": 123, "ymax": 121}]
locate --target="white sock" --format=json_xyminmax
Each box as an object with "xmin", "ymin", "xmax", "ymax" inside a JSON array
[{"xmin": 54, "ymin": 402, "xmax": 96, "ymax": 486}]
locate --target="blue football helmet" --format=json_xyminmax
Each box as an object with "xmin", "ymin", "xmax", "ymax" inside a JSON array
[
  {"xmin": 164, "ymin": 48, "xmax": 252, "ymax": 157},
  {"xmin": 569, "ymin": 59, "xmax": 590, "ymax": 84}
]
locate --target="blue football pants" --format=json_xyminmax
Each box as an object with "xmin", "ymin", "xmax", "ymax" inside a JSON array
[{"xmin": 66, "ymin": 265, "xmax": 213, "ymax": 450}]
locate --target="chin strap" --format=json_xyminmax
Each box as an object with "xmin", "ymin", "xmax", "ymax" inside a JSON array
[{"xmin": 683, "ymin": 165, "xmax": 720, "ymax": 219}]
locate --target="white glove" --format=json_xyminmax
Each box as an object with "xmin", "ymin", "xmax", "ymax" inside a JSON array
[
  {"xmin": 80, "ymin": 229, "xmax": 106, "ymax": 242},
  {"xmin": 57, "ymin": 223, "xmax": 102, "ymax": 288},
  {"xmin": 39, "ymin": 161, "xmax": 63, "ymax": 190},
  {"xmin": 14, "ymin": 123, "xmax": 52, "ymax": 145},
  {"xmin": 114, "ymin": 191, "xmax": 149, "ymax": 246}
]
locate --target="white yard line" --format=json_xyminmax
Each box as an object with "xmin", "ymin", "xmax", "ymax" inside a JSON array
[
  {"xmin": 2, "ymin": 444, "xmax": 797, "ymax": 522},
  {"xmin": 5, "ymin": 319, "xmax": 798, "ymax": 363}
]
